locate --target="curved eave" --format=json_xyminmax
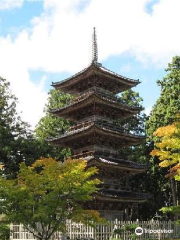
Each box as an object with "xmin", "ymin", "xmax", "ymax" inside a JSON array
[
  {"xmin": 94, "ymin": 191, "xmax": 148, "ymax": 203},
  {"xmin": 87, "ymin": 158, "xmax": 147, "ymax": 173},
  {"xmin": 50, "ymin": 93, "xmax": 142, "ymax": 119},
  {"xmin": 52, "ymin": 63, "xmax": 140, "ymax": 93},
  {"xmin": 98, "ymin": 65, "xmax": 140, "ymax": 85},
  {"xmin": 48, "ymin": 124, "xmax": 145, "ymax": 146}
]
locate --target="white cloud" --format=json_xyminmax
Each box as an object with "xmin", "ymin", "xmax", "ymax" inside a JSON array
[
  {"xmin": 32, "ymin": 0, "xmax": 180, "ymax": 70},
  {"xmin": 119, "ymin": 64, "xmax": 132, "ymax": 74},
  {"xmin": 0, "ymin": 0, "xmax": 180, "ymax": 128},
  {"xmin": 0, "ymin": 0, "xmax": 24, "ymax": 10},
  {"xmin": 0, "ymin": 33, "xmax": 48, "ymax": 129},
  {"xmin": 144, "ymin": 107, "xmax": 152, "ymax": 116}
]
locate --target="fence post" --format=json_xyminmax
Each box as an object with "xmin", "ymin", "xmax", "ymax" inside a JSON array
[
  {"xmin": 10, "ymin": 220, "xmax": 180, "ymax": 240},
  {"xmin": 9, "ymin": 223, "xmax": 13, "ymax": 240}
]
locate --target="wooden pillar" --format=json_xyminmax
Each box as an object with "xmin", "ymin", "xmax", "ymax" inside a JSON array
[{"xmin": 124, "ymin": 207, "xmax": 129, "ymax": 220}]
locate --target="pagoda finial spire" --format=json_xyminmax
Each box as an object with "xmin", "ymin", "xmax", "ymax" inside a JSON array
[{"xmin": 92, "ymin": 27, "xmax": 98, "ymax": 63}]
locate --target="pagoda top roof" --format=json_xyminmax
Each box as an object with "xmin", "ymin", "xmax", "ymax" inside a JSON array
[
  {"xmin": 52, "ymin": 62, "xmax": 140, "ymax": 94},
  {"xmin": 52, "ymin": 28, "xmax": 140, "ymax": 94}
]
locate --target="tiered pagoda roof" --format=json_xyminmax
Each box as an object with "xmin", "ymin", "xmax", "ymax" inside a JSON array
[
  {"xmin": 49, "ymin": 28, "xmax": 148, "ymax": 219},
  {"xmin": 52, "ymin": 62, "xmax": 140, "ymax": 94},
  {"xmin": 49, "ymin": 120, "xmax": 144, "ymax": 147},
  {"xmin": 95, "ymin": 190, "xmax": 148, "ymax": 203},
  {"xmin": 50, "ymin": 86, "xmax": 142, "ymax": 121},
  {"xmin": 87, "ymin": 155, "xmax": 147, "ymax": 173}
]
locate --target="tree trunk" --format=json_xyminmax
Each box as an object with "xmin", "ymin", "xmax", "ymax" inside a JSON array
[
  {"xmin": 171, "ymin": 179, "xmax": 177, "ymax": 206},
  {"xmin": 171, "ymin": 179, "xmax": 178, "ymax": 220}
]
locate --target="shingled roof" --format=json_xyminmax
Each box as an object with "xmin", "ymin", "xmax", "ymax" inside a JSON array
[
  {"xmin": 52, "ymin": 62, "xmax": 140, "ymax": 94},
  {"xmin": 48, "ymin": 120, "xmax": 145, "ymax": 147},
  {"xmin": 95, "ymin": 189, "xmax": 148, "ymax": 203},
  {"xmin": 50, "ymin": 87, "xmax": 142, "ymax": 120}
]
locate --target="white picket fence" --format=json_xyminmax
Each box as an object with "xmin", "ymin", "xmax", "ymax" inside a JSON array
[{"xmin": 10, "ymin": 220, "xmax": 180, "ymax": 240}]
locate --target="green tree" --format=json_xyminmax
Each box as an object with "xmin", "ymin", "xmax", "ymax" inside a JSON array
[
  {"xmin": 151, "ymin": 116, "xmax": 180, "ymax": 220},
  {"xmin": 0, "ymin": 77, "xmax": 33, "ymax": 178},
  {"xmin": 0, "ymin": 158, "xmax": 103, "ymax": 240},
  {"xmin": 35, "ymin": 89, "xmax": 72, "ymax": 139},
  {"xmin": 118, "ymin": 89, "xmax": 148, "ymax": 166},
  {"xmin": 146, "ymin": 56, "xmax": 180, "ymax": 140},
  {"xmin": 120, "ymin": 89, "xmax": 146, "ymax": 136},
  {"xmin": 35, "ymin": 89, "xmax": 73, "ymax": 160},
  {"xmin": 145, "ymin": 56, "xmax": 180, "ymax": 218},
  {"xmin": 0, "ymin": 223, "xmax": 10, "ymax": 240},
  {"xmin": 151, "ymin": 117, "xmax": 180, "ymax": 178},
  {"xmin": 0, "ymin": 77, "xmax": 54, "ymax": 178},
  {"xmin": 119, "ymin": 90, "xmax": 150, "ymax": 219}
]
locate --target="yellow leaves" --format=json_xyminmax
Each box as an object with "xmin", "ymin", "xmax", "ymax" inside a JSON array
[
  {"xmin": 156, "ymin": 138, "xmax": 174, "ymax": 149},
  {"xmin": 150, "ymin": 149, "xmax": 171, "ymax": 161},
  {"xmin": 0, "ymin": 156, "xmax": 103, "ymax": 233},
  {"xmin": 151, "ymin": 118, "xmax": 180, "ymax": 178},
  {"xmin": 159, "ymin": 160, "xmax": 172, "ymax": 168},
  {"xmin": 153, "ymin": 124, "xmax": 177, "ymax": 137},
  {"xmin": 58, "ymin": 174, "xmax": 63, "ymax": 179},
  {"xmin": 151, "ymin": 149, "xmax": 164, "ymax": 158},
  {"xmin": 61, "ymin": 159, "xmax": 98, "ymax": 185},
  {"xmin": 17, "ymin": 157, "xmax": 100, "ymax": 201},
  {"xmin": 31, "ymin": 157, "xmax": 57, "ymax": 169},
  {"xmin": 64, "ymin": 158, "xmax": 86, "ymax": 171},
  {"xmin": 150, "ymin": 149, "xmax": 160, "ymax": 157},
  {"xmin": 0, "ymin": 164, "xmax": 4, "ymax": 170}
]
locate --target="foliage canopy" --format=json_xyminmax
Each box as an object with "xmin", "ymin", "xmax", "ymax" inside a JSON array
[
  {"xmin": 35, "ymin": 89, "xmax": 73, "ymax": 160},
  {"xmin": 0, "ymin": 77, "xmax": 33, "ymax": 177},
  {"xmin": 0, "ymin": 158, "xmax": 102, "ymax": 240},
  {"xmin": 146, "ymin": 56, "xmax": 180, "ymax": 140},
  {"xmin": 144, "ymin": 56, "xmax": 180, "ymax": 218},
  {"xmin": 151, "ymin": 115, "xmax": 180, "ymax": 219},
  {"xmin": 151, "ymin": 115, "xmax": 180, "ymax": 180}
]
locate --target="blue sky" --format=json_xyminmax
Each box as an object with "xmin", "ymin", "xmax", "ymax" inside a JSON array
[{"xmin": 0, "ymin": 0, "xmax": 179, "ymax": 128}]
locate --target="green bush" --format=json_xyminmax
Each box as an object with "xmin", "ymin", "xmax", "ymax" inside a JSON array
[
  {"xmin": 113, "ymin": 223, "xmax": 138, "ymax": 234},
  {"xmin": 112, "ymin": 223, "xmax": 138, "ymax": 240},
  {"xmin": 0, "ymin": 223, "xmax": 10, "ymax": 240}
]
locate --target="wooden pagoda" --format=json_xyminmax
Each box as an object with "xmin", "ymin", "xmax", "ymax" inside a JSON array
[{"xmin": 49, "ymin": 28, "xmax": 148, "ymax": 220}]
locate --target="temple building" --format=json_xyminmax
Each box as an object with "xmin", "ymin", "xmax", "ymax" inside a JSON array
[{"xmin": 49, "ymin": 28, "xmax": 148, "ymax": 220}]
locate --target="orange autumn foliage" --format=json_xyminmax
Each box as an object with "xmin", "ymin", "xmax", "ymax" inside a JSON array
[{"xmin": 150, "ymin": 115, "xmax": 180, "ymax": 180}]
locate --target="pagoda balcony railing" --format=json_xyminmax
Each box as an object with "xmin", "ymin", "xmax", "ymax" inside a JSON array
[
  {"xmin": 66, "ymin": 119, "xmax": 145, "ymax": 138},
  {"xmin": 73, "ymin": 145, "xmax": 95, "ymax": 153},
  {"xmin": 71, "ymin": 150, "xmax": 121, "ymax": 160},
  {"xmin": 68, "ymin": 119, "xmax": 127, "ymax": 133},
  {"xmin": 60, "ymin": 86, "xmax": 141, "ymax": 110},
  {"xmin": 100, "ymin": 179, "xmax": 130, "ymax": 191},
  {"xmin": 73, "ymin": 145, "xmax": 119, "ymax": 156},
  {"xmin": 68, "ymin": 120, "xmax": 94, "ymax": 132},
  {"xmin": 92, "ymin": 146, "xmax": 119, "ymax": 155},
  {"xmin": 78, "ymin": 115, "xmax": 114, "ymax": 125},
  {"xmin": 100, "ymin": 184, "xmax": 129, "ymax": 192},
  {"xmin": 99, "ymin": 189, "xmax": 149, "ymax": 199},
  {"xmin": 79, "ymin": 86, "xmax": 117, "ymax": 100},
  {"xmin": 71, "ymin": 151, "xmax": 95, "ymax": 159}
]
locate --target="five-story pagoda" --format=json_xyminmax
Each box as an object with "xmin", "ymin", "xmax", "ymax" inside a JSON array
[{"xmin": 49, "ymin": 28, "xmax": 148, "ymax": 220}]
